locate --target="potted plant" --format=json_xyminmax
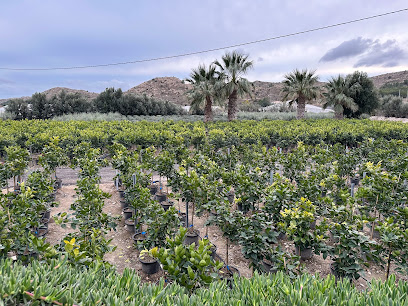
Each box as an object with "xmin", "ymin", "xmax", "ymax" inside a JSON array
[
  {"xmin": 5, "ymin": 145, "xmax": 30, "ymax": 192},
  {"xmin": 238, "ymin": 210, "xmax": 277, "ymax": 272},
  {"xmin": 263, "ymin": 246, "xmax": 302, "ymax": 278},
  {"xmin": 328, "ymin": 222, "xmax": 376, "ymax": 281},
  {"xmin": 263, "ymin": 173, "xmax": 296, "ymax": 239},
  {"xmin": 155, "ymin": 227, "xmax": 223, "ymax": 292},
  {"xmin": 376, "ymin": 217, "xmax": 408, "ymax": 279},
  {"xmin": 139, "ymin": 247, "xmax": 160, "ymax": 275},
  {"xmin": 38, "ymin": 137, "xmax": 69, "ymax": 189},
  {"xmin": 279, "ymin": 198, "xmax": 324, "ymax": 260}
]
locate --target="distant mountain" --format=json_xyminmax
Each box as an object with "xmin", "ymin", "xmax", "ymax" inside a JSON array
[
  {"xmin": 0, "ymin": 87, "xmax": 97, "ymax": 105},
  {"xmin": 125, "ymin": 77, "xmax": 192, "ymax": 106},
  {"xmin": 370, "ymin": 70, "xmax": 408, "ymax": 88},
  {"xmin": 41, "ymin": 87, "xmax": 98, "ymax": 101},
  {"xmin": 2, "ymin": 71, "xmax": 407, "ymax": 107}
]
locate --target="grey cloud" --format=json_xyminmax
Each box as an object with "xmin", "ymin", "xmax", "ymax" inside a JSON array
[
  {"xmin": 0, "ymin": 77, "xmax": 14, "ymax": 84},
  {"xmin": 354, "ymin": 40, "xmax": 406, "ymax": 68},
  {"xmin": 320, "ymin": 37, "xmax": 373, "ymax": 62}
]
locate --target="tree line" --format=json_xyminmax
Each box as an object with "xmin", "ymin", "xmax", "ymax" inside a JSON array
[
  {"xmin": 186, "ymin": 50, "xmax": 382, "ymax": 121},
  {"xmin": 5, "ymin": 88, "xmax": 184, "ymax": 120}
]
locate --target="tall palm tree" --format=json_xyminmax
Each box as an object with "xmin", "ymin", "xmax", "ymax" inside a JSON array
[
  {"xmin": 323, "ymin": 75, "xmax": 358, "ymax": 119},
  {"xmin": 214, "ymin": 51, "xmax": 253, "ymax": 121},
  {"xmin": 186, "ymin": 64, "xmax": 220, "ymax": 122},
  {"xmin": 281, "ymin": 69, "xmax": 320, "ymax": 119}
]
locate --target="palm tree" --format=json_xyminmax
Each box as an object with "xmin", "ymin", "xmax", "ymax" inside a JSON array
[
  {"xmin": 281, "ymin": 69, "xmax": 320, "ymax": 119},
  {"xmin": 214, "ymin": 51, "xmax": 253, "ymax": 121},
  {"xmin": 323, "ymin": 75, "xmax": 358, "ymax": 119},
  {"xmin": 186, "ymin": 64, "xmax": 220, "ymax": 122}
]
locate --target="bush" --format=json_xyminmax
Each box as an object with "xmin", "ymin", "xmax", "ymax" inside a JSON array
[
  {"xmin": 344, "ymin": 71, "xmax": 379, "ymax": 118},
  {"xmin": 255, "ymin": 98, "xmax": 271, "ymax": 107},
  {"xmin": 378, "ymin": 95, "xmax": 408, "ymax": 118}
]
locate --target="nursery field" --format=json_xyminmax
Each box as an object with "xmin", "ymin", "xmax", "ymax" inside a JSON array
[{"xmin": 1, "ymin": 119, "xmax": 408, "ymax": 305}]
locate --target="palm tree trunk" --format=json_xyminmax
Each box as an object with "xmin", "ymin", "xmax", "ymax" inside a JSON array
[
  {"xmin": 297, "ymin": 96, "xmax": 306, "ymax": 119},
  {"xmin": 228, "ymin": 89, "xmax": 238, "ymax": 121},
  {"xmin": 335, "ymin": 110, "xmax": 344, "ymax": 120},
  {"xmin": 204, "ymin": 96, "xmax": 213, "ymax": 123}
]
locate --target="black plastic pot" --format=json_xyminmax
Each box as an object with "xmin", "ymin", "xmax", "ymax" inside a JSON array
[
  {"xmin": 227, "ymin": 192, "xmax": 234, "ymax": 204},
  {"xmin": 55, "ymin": 178, "xmax": 62, "ymax": 189},
  {"xmin": 139, "ymin": 257, "xmax": 160, "ymax": 275},
  {"xmin": 125, "ymin": 219, "xmax": 136, "ymax": 233},
  {"xmin": 133, "ymin": 231, "xmax": 147, "ymax": 244},
  {"xmin": 184, "ymin": 229, "xmax": 200, "ymax": 245},
  {"xmin": 178, "ymin": 213, "xmax": 187, "ymax": 227},
  {"xmin": 118, "ymin": 190, "xmax": 126, "ymax": 199},
  {"xmin": 262, "ymin": 259, "xmax": 278, "ymax": 274},
  {"xmin": 123, "ymin": 207, "xmax": 134, "ymax": 220},
  {"xmin": 40, "ymin": 209, "xmax": 51, "ymax": 220},
  {"xmin": 210, "ymin": 244, "xmax": 217, "ymax": 260},
  {"xmin": 49, "ymin": 192, "xmax": 56, "ymax": 201},
  {"xmin": 310, "ymin": 220, "xmax": 316, "ymax": 230},
  {"xmin": 220, "ymin": 265, "xmax": 240, "ymax": 288},
  {"xmin": 237, "ymin": 202, "xmax": 249, "ymax": 213},
  {"xmin": 148, "ymin": 184, "xmax": 158, "ymax": 195},
  {"xmin": 33, "ymin": 226, "xmax": 48, "ymax": 238},
  {"xmin": 41, "ymin": 218, "xmax": 50, "ymax": 230},
  {"xmin": 277, "ymin": 232, "xmax": 287, "ymax": 240},
  {"xmin": 350, "ymin": 177, "xmax": 360, "ymax": 185},
  {"xmin": 155, "ymin": 192, "xmax": 167, "ymax": 203},
  {"xmin": 161, "ymin": 201, "xmax": 174, "ymax": 211},
  {"xmin": 294, "ymin": 245, "xmax": 313, "ymax": 260},
  {"xmin": 120, "ymin": 200, "xmax": 129, "ymax": 209}
]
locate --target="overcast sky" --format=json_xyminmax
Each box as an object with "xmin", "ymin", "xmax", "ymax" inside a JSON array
[{"xmin": 1, "ymin": 0, "xmax": 408, "ymax": 99}]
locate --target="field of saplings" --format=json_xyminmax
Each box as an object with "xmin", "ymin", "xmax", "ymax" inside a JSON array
[{"xmin": 0, "ymin": 119, "xmax": 408, "ymax": 305}]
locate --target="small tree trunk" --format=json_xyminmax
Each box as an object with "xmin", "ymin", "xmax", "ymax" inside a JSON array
[
  {"xmin": 386, "ymin": 249, "xmax": 392, "ymax": 279},
  {"xmin": 335, "ymin": 109, "xmax": 344, "ymax": 120},
  {"xmin": 296, "ymin": 96, "xmax": 306, "ymax": 119},
  {"xmin": 226, "ymin": 238, "xmax": 229, "ymax": 267},
  {"xmin": 204, "ymin": 96, "xmax": 213, "ymax": 123},
  {"xmin": 227, "ymin": 89, "xmax": 238, "ymax": 121}
]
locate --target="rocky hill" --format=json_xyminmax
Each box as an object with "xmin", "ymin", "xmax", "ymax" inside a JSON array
[
  {"xmin": 2, "ymin": 71, "xmax": 407, "ymax": 106},
  {"xmin": 125, "ymin": 77, "xmax": 288, "ymax": 105},
  {"xmin": 370, "ymin": 70, "xmax": 408, "ymax": 88},
  {"xmin": 41, "ymin": 87, "xmax": 98, "ymax": 100},
  {"xmin": 0, "ymin": 87, "xmax": 97, "ymax": 105},
  {"xmin": 125, "ymin": 77, "xmax": 192, "ymax": 106}
]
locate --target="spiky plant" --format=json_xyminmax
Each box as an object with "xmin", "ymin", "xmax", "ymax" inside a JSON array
[
  {"xmin": 186, "ymin": 64, "xmax": 221, "ymax": 122},
  {"xmin": 213, "ymin": 51, "xmax": 253, "ymax": 121},
  {"xmin": 324, "ymin": 75, "xmax": 358, "ymax": 119},
  {"xmin": 281, "ymin": 69, "xmax": 320, "ymax": 119}
]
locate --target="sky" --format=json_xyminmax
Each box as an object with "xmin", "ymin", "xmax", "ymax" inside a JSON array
[{"xmin": 1, "ymin": 0, "xmax": 408, "ymax": 99}]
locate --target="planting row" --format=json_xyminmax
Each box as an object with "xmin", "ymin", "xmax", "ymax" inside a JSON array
[{"xmin": 3, "ymin": 119, "xmax": 408, "ymax": 153}]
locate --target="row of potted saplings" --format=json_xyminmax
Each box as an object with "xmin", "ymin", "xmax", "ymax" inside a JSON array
[
  {"xmin": 118, "ymin": 179, "xmax": 240, "ymax": 279},
  {"xmin": 5, "ymin": 170, "xmax": 62, "ymax": 259},
  {"xmin": 28, "ymin": 174, "xmax": 62, "ymax": 241}
]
